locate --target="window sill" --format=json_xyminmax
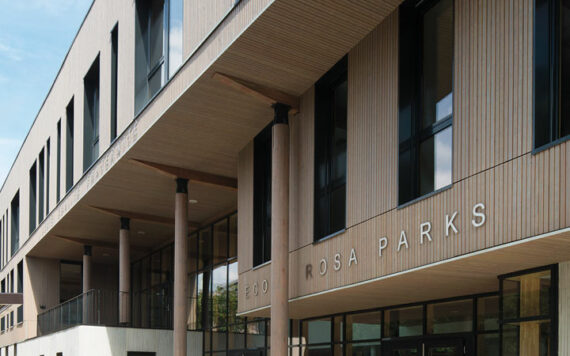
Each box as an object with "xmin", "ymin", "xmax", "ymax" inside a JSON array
[
  {"xmin": 397, "ymin": 184, "xmax": 453, "ymax": 210},
  {"xmin": 313, "ymin": 229, "xmax": 346, "ymax": 245},
  {"xmin": 252, "ymin": 260, "xmax": 271, "ymax": 271},
  {"xmin": 532, "ymin": 134, "xmax": 570, "ymax": 155}
]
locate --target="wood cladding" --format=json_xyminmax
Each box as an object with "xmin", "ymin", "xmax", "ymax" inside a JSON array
[{"xmin": 238, "ymin": 0, "xmax": 570, "ymax": 314}]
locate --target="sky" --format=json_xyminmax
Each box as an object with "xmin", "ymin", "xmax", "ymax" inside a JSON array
[{"xmin": 0, "ymin": 0, "xmax": 93, "ymax": 186}]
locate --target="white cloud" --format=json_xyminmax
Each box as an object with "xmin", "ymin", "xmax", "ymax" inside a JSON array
[
  {"xmin": 0, "ymin": 41, "xmax": 23, "ymax": 62},
  {"xmin": 0, "ymin": 138, "xmax": 22, "ymax": 186}
]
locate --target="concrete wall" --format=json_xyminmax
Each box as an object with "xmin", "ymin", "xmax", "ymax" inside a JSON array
[{"xmin": 18, "ymin": 326, "xmax": 202, "ymax": 356}]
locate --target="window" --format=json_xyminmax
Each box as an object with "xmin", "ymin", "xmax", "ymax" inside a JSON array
[
  {"xmin": 0, "ymin": 317, "xmax": 4, "ymax": 333},
  {"xmin": 46, "ymin": 139, "xmax": 50, "ymax": 214},
  {"xmin": 17, "ymin": 261, "xmax": 23, "ymax": 293},
  {"xmin": 29, "ymin": 161, "xmax": 37, "ymax": 234},
  {"xmin": 16, "ymin": 306, "xmax": 22, "ymax": 325},
  {"xmin": 111, "ymin": 25, "xmax": 119, "ymax": 142},
  {"xmin": 10, "ymin": 270, "xmax": 14, "ymax": 293},
  {"xmin": 314, "ymin": 56, "xmax": 347, "ymax": 241},
  {"xmin": 134, "ymin": 0, "xmax": 184, "ymax": 113},
  {"xmin": 66, "ymin": 99, "xmax": 74, "ymax": 192},
  {"xmin": 253, "ymin": 124, "xmax": 272, "ymax": 266},
  {"xmin": 83, "ymin": 56, "xmax": 100, "ymax": 171},
  {"xmin": 11, "ymin": 192, "xmax": 19, "ymax": 256},
  {"xmin": 38, "ymin": 149, "xmax": 45, "ymax": 223},
  {"xmin": 398, "ymin": 0, "xmax": 454, "ymax": 205},
  {"xmin": 1, "ymin": 279, "xmax": 4, "ymax": 293},
  {"xmin": 56, "ymin": 120, "xmax": 62, "ymax": 202},
  {"xmin": 534, "ymin": 0, "xmax": 570, "ymax": 150},
  {"xmin": 0, "ymin": 219, "xmax": 2, "ymax": 268},
  {"xmin": 500, "ymin": 266, "xmax": 557, "ymax": 356}
]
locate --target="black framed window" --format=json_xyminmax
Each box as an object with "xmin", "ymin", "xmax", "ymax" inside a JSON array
[
  {"xmin": 534, "ymin": 0, "xmax": 570, "ymax": 150},
  {"xmin": 56, "ymin": 120, "xmax": 61, "ymax": 202},
  {"xmin": 134, "ymin": 0, "xmax": 183, "ymax": 113},
  {"xmin": 83, "ymin": 56, "xmax": 100, "ymax": 172},
  {"xmin": 314, "ymin": 56, "xmax": 348, "ymax": 242},
  {"xmin": 46, "ymin": 138, "xmax": 50, "ymax": 214},
  {"xmin": 398, "ymin": 0, "xmax": 454, "ymax": 205},
  {"xmin": 111, "ymin": 24, "xmax": 119, "ymax": 142},
  {"xmin": 499, "ymin": 265, "xmax": 558, "ymax": 356},
  {"xmin": 38, "ymin": 148, "xmax": 45, "ymax": 223},
  {"xmin": 29, "ymin": 160, "xmax": 37, "ymax": 234},
  {"xmin": 253, "ymin": 124, "xmax": 272, "ymax": 267},
  {"xmin": 65, "ymin": 99, "xmax": 74, "ymax": 192},
  {"xmin": 10, "ymin": 192, "xmax": 19, "ymax": 256}
]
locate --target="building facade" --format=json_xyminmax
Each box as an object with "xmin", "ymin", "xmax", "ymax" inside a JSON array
[{"xmin": 0, "ymin": 0, "xmax": 568, "ymax": 355}]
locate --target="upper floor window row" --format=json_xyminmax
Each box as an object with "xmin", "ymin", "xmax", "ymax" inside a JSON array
[
  {"xmin": 534, "ymin": 0, "xmax": 570, "ymax": 150},
  {"xmin": 134, "ymin": 0, "xmax": 183, "ymax": 114}
]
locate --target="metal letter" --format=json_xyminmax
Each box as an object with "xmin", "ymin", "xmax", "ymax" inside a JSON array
[
  {"xmin": 334, "ymin": 253, "xmax": 341, "ymax": 271},
  {"xmin": 445, "ymin": 211, "xmax": 459, "ymax": 237},
  {"xmin": 319, "ymin": 259, "xmax": 327, "ymax": 275},
  {"xmin": 306, "ymin": 264, "xmax": 313, "ymax": 280},
  {"xmin": 262, "ymin": 280, "xmax": 268, "ymax": 294},
  {"xmin": 398, "ymin": 230, "xmax": 409, "ymax": 251},
  {"xmin": 349, "ymin": 248, "xmax": 358, "ymax": 267},
  {"xmin": 420, "ymin": 222, "xmax": 432, "ymax": 244},
  {"xmin": 379, "ymin": 237, "xmax": 388, "ymax": 257},
  {"xmin": 472, "ymin": 203, "xmax": 486, "ymax": 227}
]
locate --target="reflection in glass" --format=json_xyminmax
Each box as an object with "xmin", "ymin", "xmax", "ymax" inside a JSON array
[
  {"xmin": 168, "ymin": 0, "xmax": 183, "ymax": 77},
  {"xmin": 212, "ymin": 264, "xmax": 227, "ymax": 328},
  {"xmin": 334, "ymin": 315, "xmax": 343, "ymax": 343},
  {"xmin": 427, "ymin": 299, "xmax": 472, "ymax": 334},
  {"xmin": 346, "ymin": 341, "xmax": 381, "ymax": 356},
  {"xmin": 247, "ymin": 320, "xmax": 266, "ymax": 349},
  {"xmin": 502, "ymin": 321, "xmax": 551, "ymax": 356},
  {"xmin": 392, "ymin": 346, "xmax": 419, "ymax": 356},
  {"xmin": 199, "ymin": 228, "xmax": 212, "ymax": 270},
  {"xmin": 346, "ymin": 311, "xmax": 381, "ymax": 341},
  {"xmin": 502, "ymin": 270, "xmax": 551, "ymax": 320},
  {"xmin": 188, "ymin": 233, "xmax": 198, "ymax": 273},
  {"xmin": 426, "ymin": 345, "xmax": 459, "ymax": 356},
  {"xmin": 477, "ymin": 333, "xmax": 499, "ymax": 356},
  {"xmin": 385, "ymin": 306, "xmax": 423, "ymax": 337},
  {"xmin": 213, "ymin": 219, "xmax": 228, "ymax": 265},
  {"xmin": 477, "ymin": 295, "xmax": 499, "ymax": 331},
  {"xmin": 303, "ymin": 318, "xmax": 332, "ymax": 344},
  {"xmin": 229, "ymin": 213, "xmax": 237, "ymax": 259},
  {"xmin": 420, "ymin": 126, "xmax": 453, "ymax": 194}
]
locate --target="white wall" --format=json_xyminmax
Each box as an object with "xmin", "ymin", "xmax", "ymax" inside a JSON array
[{"xmin": 18, "ymin": 326, "xmax": 202, "ymax": 356}]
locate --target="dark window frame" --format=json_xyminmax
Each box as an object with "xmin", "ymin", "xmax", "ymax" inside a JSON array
[
  {"xmin": 29, "ymin": 161, "xmax": 37, "ymax": 235},
  {"xmin": 111, "ymin": 24, "xmax": 119, "ymax": 142},
  {"xmin": 398, "ymin": 0, "xmax": 455, "ymax": 206},
  {"xmin": 65, "ymin": 99, "xmax": 74, "ymax": 192},
  {"xmin": 56, "ymin": 120, "xmax": 62, "ymax": 202},
  {"xmin": 534, "ymin": 0, "xmax": 570, "ymax": 152},
  {"xmin": 83, "ymin": 55, "xmax": 101, "ymax": 172},
  {"xmin": 253, "ymin": 123, "xmax": 272, "ymax": 267},
  {"xmin": 313, "ymin": 55, "xmax": 348, "ymax": 242}
]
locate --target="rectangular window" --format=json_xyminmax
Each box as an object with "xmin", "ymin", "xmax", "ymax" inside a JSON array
[
  {"xmin": 111, "ymin": 25, "xmax": 119, "ymax": 142},
  {"xmin": 9, "ymin": 311, "xmax": 13, "ymax": 328},
  {"xmin": 16, "ymin": 306, "xmax": 22, "ymax": 324},
  {"xmin": 38, "ymin": 149, "xmax": 45, "ymax": 223},
  {"xmin": 46, "ymin": 139, "xmax": 50, "ymax": 214},
  {"xmin": 534, "ymin": 0, "xmax": 570, "ymax": 150},
  {"xmin": 83, "ymin": 56, "xmax": 100, "ymax": 171},
  {"xmin": 1, "ymin": 279, "xmax": 4, "ymax": 293},
  {"xmin": 66, "ymin": 99, "xmax": 74, "ymax": 191},
  {"xmin": 29, "ymin": 161, "xmax": 37, "ymax": 234},
  {"xmin": 314, "ymin": 56, "xmax": 347, "ymax": 241},
  {"xmin": 17, "ymin": 261, "xmax": 23, "ymax": 293},
  {"xmin": 500, "ymin": 266, "xmax": 557, "ymax": 356},
  {"xmin": 0, "ymin": 317, "xmax": 4, "ymax": 332},
  {"xmin": 253, "ymin": 124, "xmax": 272, "ymax": 266},
  {"xmin": 56, "ymin": 120, "xmax": 62, "ymax": 202},
  {"xmin": 9, "ymin": 270, "xmax": 13, "ymax": 294},
  {"xmin": 398, "ymin": 0, "xmax": 454, "ymax": 205},
  {"xmin": 134, "ymin": 0, "xmax": 183, "ymax": 113}
]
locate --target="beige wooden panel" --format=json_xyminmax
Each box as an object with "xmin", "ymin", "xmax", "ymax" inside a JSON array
[
  {"xmin": 238, "ymin": 142, "xmax": 254, "ymax": 274},
  {"xmin": 237, "ymin": 262, "xmax": 271, "ymax": 314},
  {"xmin": 184, "ymin": 0, "xmax": 235, "ymax": 58},
  {"xmin": 289, "ymin": 87, "xmax": 315, "ymax": 251},
  {"xmin": 453, "ymin": 0, "xmax": 533, "ymax": 182},
  {"xmin": 560, "ymin": 261, "xmax": 570, "ymax": 356},
  {"xmin": 347, "ymin": 10, "xmax": 398, "ymax": 226}
]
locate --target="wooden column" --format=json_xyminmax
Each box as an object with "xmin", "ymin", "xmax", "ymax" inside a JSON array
[
  {"xmin": 270, "ymin": 103, "xmax": 290, "ymax": 356},
  {"xmin": 519, "ymin": 275, "xmax": 541, "ymax": 356},
  {"xmin": 82, "ymin": 245, "xmax": 92, "ymax": 323},
  {"xmin": 119, "ymin": 217, "xmax": 131, "ymax": 325},
  {"xmin": 174, "ymin": 178, "xmax": 189, "ymax": 356}
]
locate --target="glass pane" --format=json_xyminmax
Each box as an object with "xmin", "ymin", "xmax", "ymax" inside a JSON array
[
  {"xmin": 150, "ymin": 251, "xmax": 161, "ymax": 286},
  {"xmin": 384, "ymin": 305, "xmax": 423, "ymax": 337},
  {"xmin": 305, "ymin": 345, "xmax": 331, "ymax": 356},
  {"xmin": 290, "ymin": 319, "xmax": 301, "ymax": 346},
  {"xmin": 477, "ymin": 295, "xmax": 499, "ymax": 331},
  {"xmin": 168, "ymin": 0, "xmax": 183, "ymax": 77},
  {"xmin": 187, "ymin": 273, "xmax": 199, "ymax": 330},
  {"xmin": 148, "ymin": 66, "xmax": 163, "ymax": 97},
  {"xmin": 392, "ymin": 346, "xmax": 419, "ymax": 356},
  {"xmin": 212, "ymin": 327, "xmax": 227, "ymax": 351},
  {"xmin": 229, "ymin": 323, "xmax": 245, "ymax": 350},
  {"xmin": 346, "ymin": 311, "xmax": 381, "ymax": 341},
  {"xmin": 212, "ymin": 264, "xmax": 227, "ymax": 328},
  {"xmin": 188, "ymin": 233, "xmax": 198, "ymax": 273},
  {"xmin": 502, "ymin": 269, "xmax": 552, "ymax": 320},
  {"xmin": 420, "ymin": 126, "xmax": 452, "ymax": 195},
  {"xmin": 199, "ymin": 228, "xmax": 213, "ymax": 270},
  {"xmin": 302, "ymin": 318, "xmax": 331, "ymax": 344},
  {"xmin": 330, "ymin": 185, "xmax": 346, "ymax": 234},
  {"xmin": 346, "ymin": 341, "xmax": 381, "ymax": 356},
  {"xmin": 213, "ymin": 219, "xmax": 228, "ymax": 264},
  {"xmin": 228, "ymin": 261, "xmax": 240, "ymax": 325},
  {"xmin": 502, "ymin": 320, "xmax": 551, "ymax": 356},
  {"xmin": 332, "ymin": 79, "xmax": 348, "ymax": 183},
  {"xmin": 477, "ymin": 333, "xmax": 499, "ymax": 356},
  {"xmin": 161, "ymin": 245, "xmax": 173, "ymax": 283},
  {"xmin": 247, "ymin": 320, "xmax": 266, "ymax": 349},
  {"xmin": 398, "ymin": 148, "xmax": 413, "ymax": 204},
  {"xmin": 421, "ymin": 0, "xmax": 453, "ymax": 128},
  {"xmin": 334, "ymin": 344, "xmax": 343, "ymax": 356},
  {"xmin": 229, "ymin": 213, "xmax": 237, "ymax": 259},
  {"xmin": 427, "ymin": 299, "xmax": 472, "ymax": 334},
  {"xmin": 426, "ymin": 345, "xmax": 459, "ymax": 356},
  {"xmin": 149, "ymin": 0, "xmax": 164, "ymax": 69}
]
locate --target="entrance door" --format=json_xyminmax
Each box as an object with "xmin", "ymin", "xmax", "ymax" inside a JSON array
[{"xmin": 387, "ymin": 337, "xmax": 466, "ymax": 356}]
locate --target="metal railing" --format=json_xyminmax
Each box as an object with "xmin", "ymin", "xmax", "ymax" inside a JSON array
[{"xmin": 37, "ymin": 289, "xmax": 118, "ymax": 336}]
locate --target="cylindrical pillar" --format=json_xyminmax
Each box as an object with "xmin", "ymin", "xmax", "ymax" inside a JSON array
[
  {"xmin": 82, "ymin": 245, "xmax": 92, "ymax": 293},
  {"xmin": 270, "ymin": 103, "xmax": 290, "ymax": 356},
  {"xmin": 174, "ymin": 178, "xmax": 189, "ymax": 356},
  {"xmin": 119, "ymin": 217, "xmax": 131, "ymax": 325},
  {"xmin": 82, "ymin": 245, "xmax": 92, "ymax": 323}
]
